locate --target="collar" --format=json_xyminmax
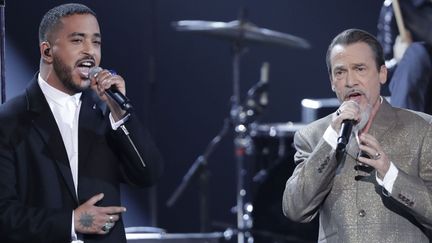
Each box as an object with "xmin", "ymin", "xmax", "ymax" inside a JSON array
[{"xmin": 38, "ymin": 74, "xmax": 82, "ymax": 107}]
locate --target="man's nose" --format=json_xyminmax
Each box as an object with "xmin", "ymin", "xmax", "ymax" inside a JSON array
[
  {"xmin": 82, "ymin": 41, "xmax": 98, "ymax": 56},
  {"xmin": 345, "ymin": 71, "xmax": 358, "ymax": 87}
]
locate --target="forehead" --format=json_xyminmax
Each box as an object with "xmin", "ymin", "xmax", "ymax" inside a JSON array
[
  {"xmin": 330, "ymin": 42, "xmax": 375, "ymax": 68},
  {"xmin": 54, "ymin": 14, "xmax": 100, "ymax": 38}
]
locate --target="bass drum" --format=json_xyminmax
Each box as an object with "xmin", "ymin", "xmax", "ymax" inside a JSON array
[{"xmin": 250, "ymin": 123, "xmax": 318, "ymax": 243}]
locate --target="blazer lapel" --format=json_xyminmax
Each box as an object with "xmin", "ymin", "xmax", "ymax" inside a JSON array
[
  {"xmin": 368, "ymin": 98, "xmax": 397, "ymax": 140},
  {"xmin": 26, "ymin": 79, "xmax": 79, "ymax": 204},
  {"xmin": 77, "ymin": 91, "xmax": 107, "ymax": 174}
]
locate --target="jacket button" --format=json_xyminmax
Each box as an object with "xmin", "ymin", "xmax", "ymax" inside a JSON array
[{"xmin": 358, "ymin": 209, "xmax": 366, "ymax": 217}]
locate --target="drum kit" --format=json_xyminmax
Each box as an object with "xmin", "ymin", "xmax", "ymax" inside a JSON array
[{"xmin": 166, "ymin": 15, "xmax": 314, "ymax": 243}]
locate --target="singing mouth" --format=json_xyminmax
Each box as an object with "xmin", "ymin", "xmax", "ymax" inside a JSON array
[
  {"xmin": 76, "ymin": 58, "xmax": 96, "ymax": 79},
  {"xmin": 345, "ymin": 90, "xmax": 364, "ymax": 101}
]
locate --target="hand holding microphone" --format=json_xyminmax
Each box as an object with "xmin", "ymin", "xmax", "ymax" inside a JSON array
[
  {"xmin": 88, "ymin": 67, "xmax": 133, "ymax": 112},
  {"xmin": 332, "ymin": 101, "xmax": 361, "ymax": 152}
]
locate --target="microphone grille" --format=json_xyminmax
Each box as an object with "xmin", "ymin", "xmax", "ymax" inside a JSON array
[{"xmin": 88, "ymin": 66, "xmax": 103, "ymax": 79}]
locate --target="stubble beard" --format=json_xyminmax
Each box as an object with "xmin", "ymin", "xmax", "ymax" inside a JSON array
[{"xmin": 52, "ymin": 55, "xmax": 90, "ymax": 94}]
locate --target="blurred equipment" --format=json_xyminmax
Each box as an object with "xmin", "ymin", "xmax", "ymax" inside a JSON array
[
  {"xmin": 0, "ymin": 0, "xmax": 5, "ymax": 103},
  {"xmin": 391, "ymin": 0, "xmax": 408, "ymax": 41},
  {"xmin": 173, "ymin": 20, "xmax": 310, "ymax": 49},
  {"xmin": 249, "ymin": 122, "xmax": 318, "ymax": 243},
  {"xmin": 127, "ymin": 232, "xmax": 225, "ymax": 243},
  {"xmin": 242, "ymin": 63, "xmax": 270, "ymax": 123},
  {"xmin": 170, "ymin": 14, "xmax": 310, "ymax": 243},
  {"xmin": 301, "ymin": 98, "xmax": 340, "ymax": 123}
]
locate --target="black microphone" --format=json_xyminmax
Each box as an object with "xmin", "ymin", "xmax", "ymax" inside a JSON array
[
  {"xmin": 336, "ymin": 119, "xmax": 355, "ymax": 152},
  {"xmin": 88, "ymin": 67, "xmax": 133, "ymax": 111}
]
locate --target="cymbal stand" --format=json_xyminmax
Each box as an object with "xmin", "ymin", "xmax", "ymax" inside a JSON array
[
  {"xmin": 231, "ymin": 28, "xmax": 254, "ymax": 243},
  {"xmin": 166, "ymin": 118, "xmax": 231, "ymax": 232}
]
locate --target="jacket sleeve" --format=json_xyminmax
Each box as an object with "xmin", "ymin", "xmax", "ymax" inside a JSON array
[
  {"xmin": 282, "ymin": 128, "xmax": 338, "ymax": 222},
  {"xmin": 389, "ymin": 123, "xmax": 432, "ymax": 230},
  {"xmin": 110, "ymin": 112, "xmax": 163, "ymax": 187}
]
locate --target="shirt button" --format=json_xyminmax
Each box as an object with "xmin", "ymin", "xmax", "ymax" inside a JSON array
[{"xmin": 358, "ymin": 209, "xmax": 366, "ymax": 217}]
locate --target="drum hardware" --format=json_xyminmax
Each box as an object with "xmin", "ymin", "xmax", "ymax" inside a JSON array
[
  {"xmin": 249, "ymin": 122, "xmax": 319, "ymax": 242},
  {"xmin": 166, "ymin": 117, "xmax": 231, "ymax": 233},
  {"xmin": 169, "ymin": 11, "xmax": 310, "ymax": 243},
  {"xmin": 249, "ymin": 122, "xmax": 304, "ymax": 183},
  {"xmin": 172, "ymin": 21, "xmax": 310, "ymax": 49},
  {"xmin": 212, "ymin": 221, "xmax": 314, "ymax": 243}
]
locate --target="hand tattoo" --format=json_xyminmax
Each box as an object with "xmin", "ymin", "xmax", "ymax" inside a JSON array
[{"xmin": 79, "ymin": 212, "xmax": 94, "ymax": 228}]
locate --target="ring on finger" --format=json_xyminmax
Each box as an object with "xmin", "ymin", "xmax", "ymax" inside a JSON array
[
  {"xmin": 101, "ymin": 224, "xmax": 110, "ymax": 232},
  {"xmin": 102, "ymin": 222, "xmax": 114, "ymax": 232},
  {"xmin": 336, "ymin": 109, "xmax": 342, "ymax": 116},
  {"xmin": 108, "ymin": 215, "xmax": 114, "ymax": 223},
  {"xmin": 374, "ymin": 152, "xmax": 381, "ymax": 160}
]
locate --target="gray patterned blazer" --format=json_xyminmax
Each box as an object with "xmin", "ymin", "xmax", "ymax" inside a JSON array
[{"xmin": 283, "ymin": 99, "xmax": 432, "ymax": 243}]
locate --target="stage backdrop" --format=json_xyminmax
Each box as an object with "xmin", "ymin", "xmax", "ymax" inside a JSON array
[{"xmin": 5, "ymin": 0, "xmax": 384, "ymax": 241}]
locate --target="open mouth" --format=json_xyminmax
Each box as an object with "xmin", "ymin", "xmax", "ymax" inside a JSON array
[
  {"xmin": 345, "ymin": 90, "xmax": 363, "ymax": 102},
  {"xmin": 76, "ymin": 59, "xmax": 95, "ymax": 79}
]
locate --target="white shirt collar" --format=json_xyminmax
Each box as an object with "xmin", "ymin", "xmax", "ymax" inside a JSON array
[{"xmin": 37, "ymin": 73, "xmax": 82, "ymax": 107}]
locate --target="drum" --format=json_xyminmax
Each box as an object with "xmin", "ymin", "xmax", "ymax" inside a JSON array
[
  {"xmin": 249, "ymin": 122, "xmax": 318, "ymax": 243},
  {"xmin": 126, "ymin": 232, "xmax": 224, "ymax": 243}
]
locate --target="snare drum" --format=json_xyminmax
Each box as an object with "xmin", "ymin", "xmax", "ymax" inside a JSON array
[
  {"xmin": 249, "ymin": 122, "xmax": 304, "ymax": 166},
  {"xmin": 249, "ymin": 122, "xmax": 304, "ymax": 138}
]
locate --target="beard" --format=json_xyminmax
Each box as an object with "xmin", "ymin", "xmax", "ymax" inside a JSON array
[
  {"xmin": 354, "ymin": 102, "xmax": 372, "ymax": 132},
  {"xmin": 52, "ymin": 55, "xmax": 90, "ymax": 94}
]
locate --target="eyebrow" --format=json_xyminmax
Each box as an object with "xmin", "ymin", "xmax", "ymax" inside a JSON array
[
  {"xmin": 68, "ymin": 32, "xmax": 101, "ymax": 38},
  {"xmin": 352, "ymin": 63, "xmax": 366, "ymax": 68},
  {"xmin": 333, "ymin": 65, "xmax": 347, "ymax": 71}
]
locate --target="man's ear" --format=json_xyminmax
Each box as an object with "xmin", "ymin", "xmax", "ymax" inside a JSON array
[
  {"xmin": 329, "ymin": 74, "xmax": 336, "ymax": 92},
  {"xmin": 379, "ymin": 65, "xmax": 388, "ymax": 85},
  {"xmin": 40, "ymin": 42, "xmax": 52, "ymax": 63}
]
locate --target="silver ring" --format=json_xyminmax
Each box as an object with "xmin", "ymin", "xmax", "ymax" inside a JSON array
[
  {"xmin": 101, "ymin": 222, "xmax": 114, "ymax": 232},
  {"xmin": 336, "ymin": 109, "xmax": 341, "ymax": 116},
  {"xmin": 108, "ymin": 215, "xmax": 114, "ymax": 223},
  {"xmin": 374, "ymin": 152, "xmax": 381, "ymax": 160},
  {"xmin": 101, "ymin": 225, "xmax": 110, "ymax": 232}
]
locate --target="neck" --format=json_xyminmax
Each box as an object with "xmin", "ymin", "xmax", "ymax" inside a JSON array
[
  {"xmin": 39, "ymin": 65, "xmax": 74, "ymax": 95},
  {"xmin": 360, "ymin": 96, "xmax": 382, "ymax": 134}
]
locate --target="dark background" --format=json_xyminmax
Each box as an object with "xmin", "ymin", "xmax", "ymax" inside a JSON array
[{"xmin": 4, "ymin": 0, "xmax": 384, "ymax": 241}]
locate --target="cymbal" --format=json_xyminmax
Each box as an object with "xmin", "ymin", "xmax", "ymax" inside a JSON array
[{"xmin": 172, "ymin": 20, "xmax": 311, "ymax": 49}]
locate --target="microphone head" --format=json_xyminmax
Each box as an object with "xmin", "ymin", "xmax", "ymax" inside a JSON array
[{"xmin": 88, "ymin": 66, "xmax": 103, "ymax": 79}]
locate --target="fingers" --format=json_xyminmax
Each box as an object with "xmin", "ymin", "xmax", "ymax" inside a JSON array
[
  {"xmin": 357, "ymin": 133, "xmax": 390, "ymax": 178},
  {"xmin": 100, "ymin": 206, "xmax": 127, "ymax": 215},
  {"xmin": 332, "ymin": 101, "xmax": 361, "ymax": 131},
  {"xmin": 84, "ymin": 193, "xmax": 104, "ymax": 206},
  {"xmin": 90, "ymin": 69, "xmax": 126, "ymax": 99},
  {"xmin": 97, "ymin": 213, "xmax": 123, "ymax": 234},
  {"xmin": 338, "ymin": 101, "xmax": 361, "ymax": 120},
  {"xmin": 74, "ymin": 193, "xmax": 127, "ymax": 235}
]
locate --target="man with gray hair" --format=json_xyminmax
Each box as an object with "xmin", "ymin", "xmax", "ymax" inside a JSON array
[{"xmin": 283, "ymin": 29, "xmax": 432, "ymax": 242}]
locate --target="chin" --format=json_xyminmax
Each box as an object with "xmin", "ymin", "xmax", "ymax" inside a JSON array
[{"xmin": 80, "ymin": 80, "xmax": 91, "ymax": 90}]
